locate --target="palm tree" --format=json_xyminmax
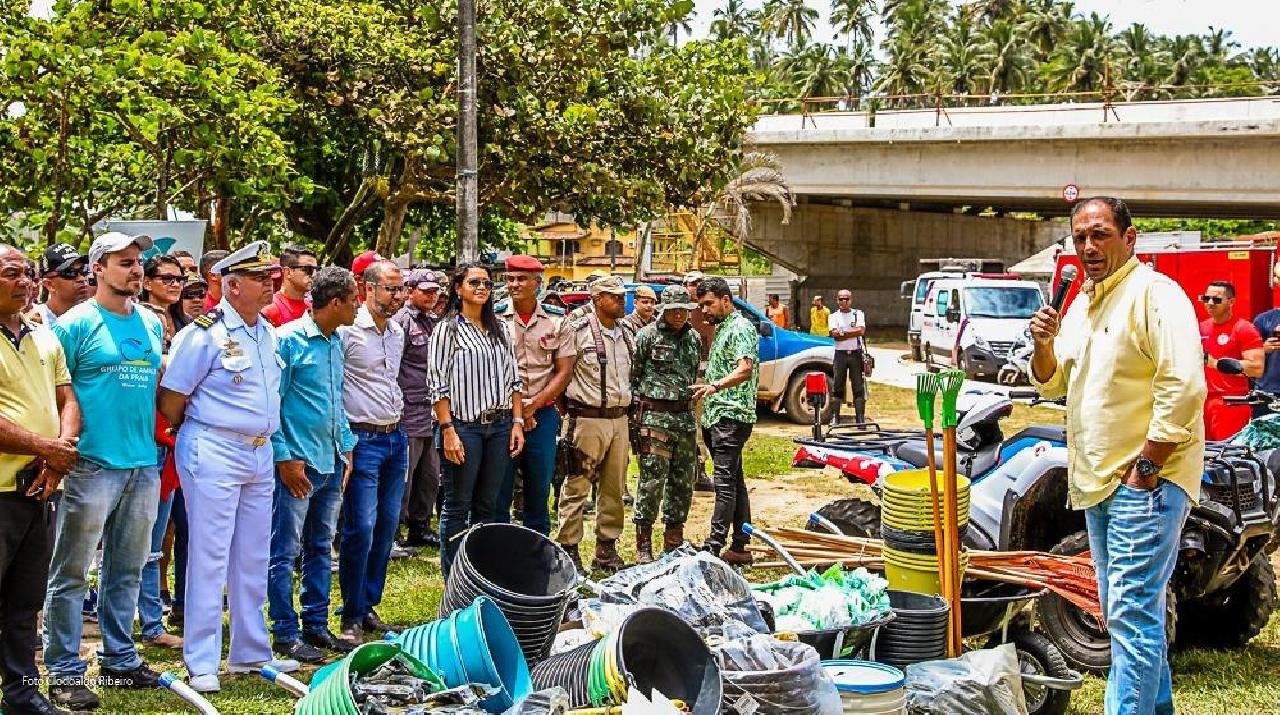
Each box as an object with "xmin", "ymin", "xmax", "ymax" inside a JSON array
[
  {"xmin": 1245, "ymin": 47, "xmax": 1280, "ymax": 85},
  {"xmin": 984, "ymin": 17, "xmax": 1033, "ymax": 98},
  {"xmin": 764, "ymin": 0, "xmax": 820, "ymax": 47},
  {"xmin": 1203, "ymin": 26, "xmax": 1240, "ymax": 67},
  {"xmin": 932, "ymin": 10, "xmax": 993, "ymax": 97},
  {"xmin": 664, "ymin": 8, "xmax": 695, "ymax": 45},
  {"xmin": 1018, "ymin": 0, "xmax": 1072, "ymax": 62},
  {"xmin": 878, "ymin": 0, "xmax": 943, "ymax": 105},
  {"xmin": 1042, "ymin": 12, "xmax": 1116, "ymax": 95},
  {"xmin": 1116, "ymin": 23, "xmax": 1166, "ymax": 98},
  {"xmin": 711, "ymin": 0, "xmax": 755, "ymax": 41},
  {"xmin": 787, "ymin": 42, "xmax": 844, "ymax": 99},
  {"xmin": 1163, "ymin": 34, "xmax": 1205, "ymax": 90},
  {"xmin": 835, "ymin": 41, "xmax": 877, "ymax": 106},
  {"xmin": 707, "ymin": 152, "xmax": 795, "ymax": 244},
  {"xmin": 831, "ymin": 0, "xmax": 877, "ymax": 48}
]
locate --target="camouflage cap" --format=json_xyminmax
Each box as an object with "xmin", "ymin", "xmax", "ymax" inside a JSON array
[
  {"xmin": 588, "ymin": 275, "xmax": 626, "ymax": 296},
  {"xmin": 658, "ymin": 285, "xmax": 697, "ymax": 311}
]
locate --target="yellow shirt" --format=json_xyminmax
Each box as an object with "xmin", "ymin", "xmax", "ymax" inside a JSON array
[
  {"xmin": 809, "ymin": 306, "xmax": 830, "ymax": 337},
  {"xmin": 1031, "ymin": 258, "xmax": 1206, "ymax": 509},
  {"xmin": 0, "ymin": 321, "xmax": 71, "ymax": 492}
]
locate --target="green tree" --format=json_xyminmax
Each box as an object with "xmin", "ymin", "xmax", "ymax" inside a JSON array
[
  {"xmin": 830, "ymin": 0, "xmax": 877, "ymax": 48},
  {"xmin": 763, "ymin": 0, "xmax": 820, "ymax": 47},
  {"xmin": 1116, "ymin": 23, "xmax": 1166, "ymax": 99},
  {"xmin": 835, "ymin": 42, "xmax": 877, "ymax": 105},
  {"xmin": 1018, "ymin": 0, "xmax": 1072, "ymax": 62},
  {"xmin": 984, "ymin": 17, "xmax": 1033, "ymax": 98},
  {"xmin": 711, "ymin": 0, "xmax": 756, "ymax": 41},
  {"xmin": 1041, "ymin": 12, "xmax": 1117, "ymax": 95},
  {"xmin": 877, "ymin": 0, "xmax": 944, "ymax": 104},
  {"xmin": 1162, "ymin": 34, "xmax": 1205, "ymax": 89},
  {"xmin": 932, "ymin": 9, "xmax": 993, "ymax": 97}
]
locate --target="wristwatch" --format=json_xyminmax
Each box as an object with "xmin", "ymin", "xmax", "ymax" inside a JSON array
[
  {"xmin": 513, "ymin": 417, "xmax": 526, "ymax": 426},
  {"xmin": 1134, "ymin": 456, "xmax": 1162, "ymax": 479}
]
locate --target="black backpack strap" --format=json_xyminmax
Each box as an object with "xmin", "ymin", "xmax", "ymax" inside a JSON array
[{"xmin": 587, "ymin": 314, "xmax": 609, "ymax": 408}]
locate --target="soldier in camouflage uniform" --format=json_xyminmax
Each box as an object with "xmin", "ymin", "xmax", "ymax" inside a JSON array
[{"xmin": 629, "ymin": 287, "xmax": 703, "ymax": 563}]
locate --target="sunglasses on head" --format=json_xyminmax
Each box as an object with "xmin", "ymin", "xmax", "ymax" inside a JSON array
[{"xmin": 1199, "ymin": 295, "xmax": 1225, "ymax": 305}]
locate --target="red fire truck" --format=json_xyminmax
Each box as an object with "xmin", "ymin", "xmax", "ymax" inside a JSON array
[{"xmin": 1052, "ymin": 240, "xmax": 1278, "ymax": 321}]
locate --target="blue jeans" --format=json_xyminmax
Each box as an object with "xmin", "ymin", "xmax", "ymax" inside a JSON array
[
  {"xmin": 136, "ymin": 487, "xmax": 174, "ymax": 641},
  {"xmin": 439, "ymin": 417, "xmax": 513, "ymax": 578},
  {"xmin": 496, "ymin": 407, "xmax": 560, "ymax": 536},
  {"xmin": 1085, "ymin": 481, "xmax": 1190, "ymax": 715},
  {"xmin": 339, "ymin": 429, "xmax": 408, "ymax": 622},
  {"xmin": 44, "ymin": 459, "xmax": 159, "ymax": 675},
  {"xmin": 269, "ymin": 462, "xmax": 344, "ymax": 642}
]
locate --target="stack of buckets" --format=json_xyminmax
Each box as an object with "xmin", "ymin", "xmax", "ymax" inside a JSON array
[{"xmin": 880, "ymin": 469, "xmax": 970, "ymax": 595}]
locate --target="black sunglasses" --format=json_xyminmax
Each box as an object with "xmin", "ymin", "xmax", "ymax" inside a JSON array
[
  {"xmin": 1199, "ymin": 295, "xmax": 1224, "ymax": 305},
  {"xmin": 465, "ymin": 279, "xmax": 494, "ymax": 290},
  {"xmin": 54, "ymin": 267, "xmax": 89, "ymax": 280},
  {"xmin": 182, "ymin": 289, "xmax": 206, "ymax": 299},
  {"xmin": 289, "ymin": 265, "xmax": 317, "ymax": 275},
  {"xmin": 149, "ymin": 274, "xmax": 185, "ymax": 285}
]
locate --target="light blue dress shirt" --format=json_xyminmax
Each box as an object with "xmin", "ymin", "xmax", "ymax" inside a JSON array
[
  {"xmin": 162, "ymin": 299, "xmax": 281, "ymax": 438},
  {"xmin": 271, "ymin": 314, "xmax": 358, "ymax": 474}
]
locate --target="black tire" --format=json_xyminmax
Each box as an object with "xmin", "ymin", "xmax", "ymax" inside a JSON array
[
  {"xmin": 809, "ymin": 497, "xmax": 881, "ymax": 538},
  {"xmin": 1011, "ymin": 632, "xmax": 1072, "ymax": 715},
  {"xmin": 1035, "ymin": 530, "xmax": 1177, "ymax": 675},
  {"xmin": 1176, "ymin": 553, "xmax": 1277, "ymax": 649},
  {"xmin": 782, "ymin": 371, "xmax": 834, "ymax": 425}
]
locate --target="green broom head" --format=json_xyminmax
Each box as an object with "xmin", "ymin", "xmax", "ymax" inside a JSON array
[{"xmin": 938, "ymin": 369, "xmax": 966, "ymax": 428}]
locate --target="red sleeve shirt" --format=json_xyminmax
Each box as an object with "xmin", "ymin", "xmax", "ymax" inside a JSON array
[{"xmin": 1201, "ymin": 316, "xmax": 1264, "ymax": 397}]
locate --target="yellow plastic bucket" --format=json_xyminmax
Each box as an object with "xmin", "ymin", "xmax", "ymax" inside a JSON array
[{"xmin": 882, "ymin": 547, "xmax": 969, "ymax": 596}]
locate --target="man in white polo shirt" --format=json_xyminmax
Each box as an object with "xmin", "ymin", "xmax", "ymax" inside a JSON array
[{"xmin": 827, "ymin": 289, "xmax": 868, "ymax": 425}]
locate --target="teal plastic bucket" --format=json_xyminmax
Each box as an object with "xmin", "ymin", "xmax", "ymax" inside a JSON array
[{"xmin": 397, "ymin": 596, "xmax": 532, "ymax": 712}]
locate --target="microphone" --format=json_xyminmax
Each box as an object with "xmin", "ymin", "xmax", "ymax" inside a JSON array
[{"xmin": 1050, "ymin": 265, "xmax": 1079, "ymax": 312}]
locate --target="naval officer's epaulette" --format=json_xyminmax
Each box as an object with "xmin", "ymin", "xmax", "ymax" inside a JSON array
[{"xmin": 193, "ymin": 308, "xmax": 223, "ymax": 329}]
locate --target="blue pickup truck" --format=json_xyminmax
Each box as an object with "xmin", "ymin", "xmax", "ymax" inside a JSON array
[{"xmin": 555, "ymin": 284, "xmax": 836, "ymax": 423}]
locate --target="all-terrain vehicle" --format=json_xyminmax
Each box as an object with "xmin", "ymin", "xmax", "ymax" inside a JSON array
[{"xmin": 794, "ymin": 386, "xmax": 1280, "ymax": 674}]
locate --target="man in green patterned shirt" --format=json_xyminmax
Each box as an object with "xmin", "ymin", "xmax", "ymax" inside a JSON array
[{"xmin": 690, "ymin": 277, "xmax": 759, "ymax": 565}]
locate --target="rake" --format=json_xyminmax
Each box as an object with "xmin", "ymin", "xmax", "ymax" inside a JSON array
[
  {"xmin": 938, "ymin": 369, "xmax": 967, "ymax": 657},
  {"xmin": 914, "ymin": 372, "xmax": 947, "ymax": 595}
]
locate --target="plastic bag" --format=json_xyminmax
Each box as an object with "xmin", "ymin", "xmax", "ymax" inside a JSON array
[
  {"xmin": 502, "ymin": 686, "xmax": 571, "ymax": 715},
  {"xmin": 904, "ymin": 643, "xmax": 1028, "ymax": 715},
  {"xmin": 715, "ymin": 634, "xmax": 843, "ymax": 715},
  {"xmin": 752, "ymin": 564, "xmax": 890, "ymax": 631},
  {"xmin": 596, "ymin": 547, "xmax": 769, "ymax": 633}
]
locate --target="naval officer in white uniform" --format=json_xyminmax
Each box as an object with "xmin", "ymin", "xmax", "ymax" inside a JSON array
[{"xmin": 158, "ymin": 242, "xmax": 300, "ymax": 692}]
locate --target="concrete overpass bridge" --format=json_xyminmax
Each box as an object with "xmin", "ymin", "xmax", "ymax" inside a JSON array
[{"xmin": 742, "ymin": 97, "xmax": 1280, "ymax": 327}]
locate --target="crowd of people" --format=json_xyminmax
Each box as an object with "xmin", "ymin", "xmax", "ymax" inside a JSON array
[{"xmin": 0, "ymin": 235, "xmax": 771, "ymax": 714}]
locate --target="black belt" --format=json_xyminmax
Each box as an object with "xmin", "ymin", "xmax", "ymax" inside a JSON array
[
  {"xmin": 567, "ymin": 401, "xmax": 629, "ymax": 419},
  {"xmin": 350, "ymin": 421, "xmax": 401, "ymax": 434},
  {"xmin": 638, "ymin": 397, "xmax": 692, "ymax": 413},
  {"xmin": 461, "ymin": 408, "xmax": 511, "ymax": 425}
]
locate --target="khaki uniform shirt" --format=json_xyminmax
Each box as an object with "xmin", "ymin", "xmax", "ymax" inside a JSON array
[
  {"xmin": 1031, "ymin": 258, "xmax": 1207, "ymax": 508},
  {"xmin": 500, "ymin": 303, "xmax": 574, "ymax": 400},
  {"xmin": 565, "ymin": 314, "xmax": 632, "ymax": 409}
]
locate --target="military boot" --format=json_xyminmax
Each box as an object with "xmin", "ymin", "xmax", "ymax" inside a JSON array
[
  {"xmin": 635, "ymin": 524, "xmax": 655, "ymax": 565},
  {"xmin": 591, "ymin": 539, "xmax": 627, "ymax": 574},
  {"xmin": 662, "ymin": 523, "xmax": 685, "ymax": 553},
  {"xmin": 562, "ymin": 543, "xmax": 584, "ymax": 573}
]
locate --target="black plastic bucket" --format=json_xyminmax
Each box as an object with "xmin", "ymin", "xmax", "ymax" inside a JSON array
[
  {"xmin": 873, "ymin": 590, "xmax": 949, "ymax": 669},
  {"xmin": 442, "ymin": 524, "xmax": 579, "ymax": 664},
  {"xmin": 880, "ymin": 523, "xmax": 939, "ymax": 555},
  {"xmin": 794, "ymin": 611, "xmax": 896, "ymax": 660},
  {"xmin": 531, "ymin": 608, "xmax": 722, "ymax": 715}
]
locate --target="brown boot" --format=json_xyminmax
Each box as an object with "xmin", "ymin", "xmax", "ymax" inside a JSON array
[
  {"xmin": 721, "ymin": 546, "xmax": 754, "ymax": 567},
  {"xmin": 561, "ymin": 543, "xmax": 584, "ymax": 573},
  {"xmin": 662, "ymin": 523, "xmax": 685, "ymax": 553},
  {"xmin": 635, "ymin": 524, "xmax": 655, "ymax": 565},
  {"xmin": 591, "ymin": 539, "xmax": 627, "ymax": 574}
]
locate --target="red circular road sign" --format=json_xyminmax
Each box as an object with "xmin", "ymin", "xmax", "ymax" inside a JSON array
[{"xmin": 1062, "ymin": 184, "xmax": 1080, "ymax": 203}]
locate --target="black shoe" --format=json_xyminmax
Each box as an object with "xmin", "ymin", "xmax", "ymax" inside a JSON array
[
  {"xmin": 303, "ymin": 629, "xmax": 356, "ymax": 654},
  {"xmin": 362, "ymin": 609, "xmax": 391, "ymax": 633},
  {"xmin": 48, "ymin": 678, "xmax": 99, "ymax": 711},
  {"xmin": 3, "ymin": 693, "xmax": 70, "ymax": 715},
  {"xmin": 402, "ymin": 528, "xmax": 440, "ymax": 549},
  {"xmin": 167, "ymin": 605, "xmax": 184, "ymax": 630},
  {"xmin": 273, "ymin": 639, "xmax": 326, "ymax": 664},
  {"xmin": 99, "ymin": 664, "xmax": 162, "ymax": 689}
]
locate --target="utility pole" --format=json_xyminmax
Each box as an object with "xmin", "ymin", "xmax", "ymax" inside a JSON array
[{"xmin": 456, "ymin": 0, "xmax": 479, "ymax": 262}]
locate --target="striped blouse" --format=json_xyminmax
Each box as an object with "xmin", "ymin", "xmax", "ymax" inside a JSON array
[{"xmin": 425, "ymin": 315, "xmax": 524, "ymax": 422}]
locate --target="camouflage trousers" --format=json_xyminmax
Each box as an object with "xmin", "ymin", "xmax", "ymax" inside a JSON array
[{"xmin": 633, "ymin": 414, "xmax": 697, "ymax": 525}]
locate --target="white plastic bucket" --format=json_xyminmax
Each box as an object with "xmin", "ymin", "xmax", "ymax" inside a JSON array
[{"xmin": 821, "ymin": 660, "xmax": 907, "ymax": 714}]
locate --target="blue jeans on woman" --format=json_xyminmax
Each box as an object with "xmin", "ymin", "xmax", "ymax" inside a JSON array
[
  {"xmin": 339, "ymin": 429, "xmax": 408, "ymax": 623},
  {"xmin": 1086, "ymin": 480, "xmax": 1190, "ymax": 715},
  {"xmin": 439, "ymin": 417, "xmax": 513, "ymax": 579},
  {"xmin": 136, "ymin": 487, "xmax": 174, "ymax": 641}
]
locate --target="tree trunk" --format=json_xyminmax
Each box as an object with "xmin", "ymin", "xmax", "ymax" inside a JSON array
[
  {"xmin": 321, "ymin": 179, "xmax": 379, "ymax": 262},
  {"xmin": 376, "ymin": 198, "xmax": 410, "ymax": 257},
  {"xmin": 209, "ymin": 196, "xmax": 232, "ymax": 250}
]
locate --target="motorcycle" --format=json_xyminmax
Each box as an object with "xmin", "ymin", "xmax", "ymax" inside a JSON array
[{"xmin": 795, "ymin": 387, "xmax": 1280, "ymax": 673}]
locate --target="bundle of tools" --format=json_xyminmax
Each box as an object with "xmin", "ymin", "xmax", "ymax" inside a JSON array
[{"xmin": 746, "ymin": 527, "xmax": 1102, "ymax": 623}]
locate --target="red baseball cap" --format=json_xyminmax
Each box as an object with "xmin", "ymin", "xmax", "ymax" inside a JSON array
[
  {"xmin": 506, "ymin": 255, "xmax": 545, "ymax": 273},
  {"xmin": 352, "ymin": 250, "xmax": 383, "ymax": 279}
]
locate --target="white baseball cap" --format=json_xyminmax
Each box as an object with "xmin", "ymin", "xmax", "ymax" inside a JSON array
[{"xmin": 88, "ymin": 232, "xmax": 154, "ymax": 266}]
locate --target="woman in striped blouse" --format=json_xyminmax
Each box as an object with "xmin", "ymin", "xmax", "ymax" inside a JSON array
[{"xmin": 427, "ymin": 262, "xmax": 526, "ymax": 577}]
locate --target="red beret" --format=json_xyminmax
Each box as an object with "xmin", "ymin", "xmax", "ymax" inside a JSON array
[
  {"xmin": 506, "ymin": 255, "xmax": 545, "ymax": 273},
  {"xmin": 352, "ymin": 250, "xmax": 383, "ymax": 278}
]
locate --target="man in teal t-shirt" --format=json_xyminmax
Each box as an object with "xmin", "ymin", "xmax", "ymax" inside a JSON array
[{"xmin": 43, "ymin": 232, "xmax": 166, "ymax": 710}]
